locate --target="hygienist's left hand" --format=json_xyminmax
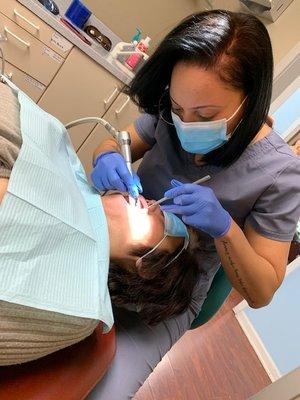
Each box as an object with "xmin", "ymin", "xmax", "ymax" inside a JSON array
[{"xmin": 160, "ymin": 179, "xmax": 232, "ymax": 238}]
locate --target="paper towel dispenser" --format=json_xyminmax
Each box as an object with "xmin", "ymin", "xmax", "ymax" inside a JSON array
[{"xmin": 240, "ymin": 0, "xmax": 294, "ymax": 22}]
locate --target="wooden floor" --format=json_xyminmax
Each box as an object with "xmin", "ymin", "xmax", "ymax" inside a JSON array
[{"xmin": 134, "ymin": 290, "xmax": 271, "ymax": 400}]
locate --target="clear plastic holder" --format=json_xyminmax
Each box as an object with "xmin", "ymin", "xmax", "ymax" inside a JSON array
[{"xmin": 106, "ymin": 41, "xmax": 149, "ymax": 80}]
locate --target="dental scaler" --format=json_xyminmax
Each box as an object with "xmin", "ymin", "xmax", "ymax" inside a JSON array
[{"xmin": 64, "ymin": 117, "xmax": 136, "ymax": 201}]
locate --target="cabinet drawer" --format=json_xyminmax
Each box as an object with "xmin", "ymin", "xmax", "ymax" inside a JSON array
[
  {"xmin": 38, "ymin": 47, "xmax": 122, "ymax": 151},
  {"xmin": 100, "ymin": 93, "xmax": 140, "ymax": 134},
  {"xmin": 0, "ymin": 13, "xmax": 63, "ymax": 86},
  {"xmin": 0, "ymin": 0, "xmax": 72, "ymax": 58},
  {"xmin": 77, "ymin": 93, "xmax": 140, "ymax": 176},
  {"xmin": 3, "ymin": 62, "xmax": 46, "ymax": 102}
]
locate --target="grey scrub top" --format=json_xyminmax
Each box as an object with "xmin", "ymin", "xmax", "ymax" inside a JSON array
[{"xmin": 135, "ymin": 113, "xmax": 300, "ymax": 310}]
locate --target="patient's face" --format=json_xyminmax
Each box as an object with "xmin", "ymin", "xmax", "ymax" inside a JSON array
[{"xmin": 101, "ymin": 193, "xmax": 183, "ymax": 266}]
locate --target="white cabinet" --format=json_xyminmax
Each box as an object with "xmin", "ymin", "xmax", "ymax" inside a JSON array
[
  {"xmin": 3, "ymin": 61, "xmax": 46, "ymax": 102},
  {"xmin": 0, "ymin": 0, "xmax": 72, "ymax": 58},
  {"xmin": 0, "ymin": 12, "xmax": 64, "ymax": 86},
  {"xmin": 0, "ymin": 0, "xmax": 71, "ymax": 102},
  {"xmin": 77, "ymin": 92, "xmax": 140, "ymax": 176},
  {"xmin": 38, "ymin": 47, "xmax": 123, "ymax": 151}
]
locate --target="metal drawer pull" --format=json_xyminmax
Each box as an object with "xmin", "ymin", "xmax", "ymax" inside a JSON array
[
  {"xmin": 14, "ymin": 9, "xmax": 40, "ymax": 31},
  {"xmin": 104, "ymin": 87, "xmax": 118, "ymax": 106},
  {"xmin": 4, "ymin": 27, "xmax": 30, "ymax": 48},
  {"xmin": 115, "ymin": 96, "xmax": 130, "ymax": 115}
]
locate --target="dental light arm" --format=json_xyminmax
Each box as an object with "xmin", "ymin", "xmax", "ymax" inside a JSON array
[{"xmin": 65, "ymin": 117, "xmax": 133, "ymax": 176}]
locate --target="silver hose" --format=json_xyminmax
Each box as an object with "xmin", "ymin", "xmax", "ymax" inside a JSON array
[
  {"xmin": 65, "ymin": 117, "xmax": 133, "ymax": 174},
  {"xmin": 65, "ymin": 117, "xmax": 119, "ymax": 140}
]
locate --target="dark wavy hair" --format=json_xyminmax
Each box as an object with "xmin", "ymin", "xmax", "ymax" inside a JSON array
[
  {"xmin": 108, "ymin": 228, "xmax": 204, "ymax": 325},
  {"xmin": 125, "ymin": 10, "xmax": 273, "ymax": 166}
]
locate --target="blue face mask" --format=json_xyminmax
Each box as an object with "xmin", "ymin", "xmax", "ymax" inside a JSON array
[
  {"xmin": 163, "ymin": 210, "xmax": 189, "ymax": 241},
  {"xmin": 171, "ymin": 99, "xmax": 246, "ymax": 154},
  {"xmin": 136, "ymin": 211, "xmax": 189, "ymax": 267}
]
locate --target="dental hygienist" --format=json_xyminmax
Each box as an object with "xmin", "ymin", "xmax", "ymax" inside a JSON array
[{"xmin": 91, "ymin": 10, "xmax": 300, "ymax": 399}]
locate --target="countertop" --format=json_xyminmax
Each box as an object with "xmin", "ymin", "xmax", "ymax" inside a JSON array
[{"xmin": 17, "ymin": 0, "xmax": 132, "ymax": 84}]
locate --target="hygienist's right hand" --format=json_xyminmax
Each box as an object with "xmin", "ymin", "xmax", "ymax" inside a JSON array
[{"xmin": 91, "ymin": 151, "xmax": 143, "ymax": 198}]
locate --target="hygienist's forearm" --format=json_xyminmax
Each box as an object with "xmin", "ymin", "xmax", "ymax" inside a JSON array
[
  {"xmin": 93, "ymin": 138, "xmax": 120, "ymax": 163},
  {"xmin": 214, "ymin": 221, "xmax": 279, "ymax": 308}
]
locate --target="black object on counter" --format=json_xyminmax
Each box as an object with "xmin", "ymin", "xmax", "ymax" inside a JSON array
[
  {"xmin": 37, "ymin": 0, "xmax": 60, "ymax": 15},
  {"xmin": 84, "ymin": 26, "xmax": 112, "ymax": 51}
]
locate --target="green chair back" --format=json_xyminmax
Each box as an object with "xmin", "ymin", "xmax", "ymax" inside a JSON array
[{"xmin": 190, "ymin": 266, "xmax": 232, "ymax": 329}]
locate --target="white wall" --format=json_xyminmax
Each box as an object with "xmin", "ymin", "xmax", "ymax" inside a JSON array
[
  {"xmin": 203, "ymin": 0, "xmax": 300, "ymax": 65},
  {"xmin": 84, "ymin": 0, "xmax": 204, "ymax": 48},
  {"xmin": 84, "ymin": 0, "xmax": 299, "ymax": 68},
  {"xmin": 235, "ymin": 259, "xmax": 300, "ymax": 380}
]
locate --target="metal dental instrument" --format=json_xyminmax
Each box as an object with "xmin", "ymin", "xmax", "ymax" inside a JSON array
[
  {"xmin": 148, "ymin": 175, "xmax": 211, "ymax": 209},
  {"xmin": 117, "ymin": 130, "xmax": 138, "ymax": 206},
  {"xmin": 65, "ymin": 117, "xmax": 137, "ymax": 203},
  {"xmin": 117, "ymin": 130, "xmax": 132, "ymax": 175}
]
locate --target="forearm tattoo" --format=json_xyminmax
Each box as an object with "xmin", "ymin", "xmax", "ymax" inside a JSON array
[{"xmin": 221, "ymin": 240, "xmax": 255, "ymax": 305}]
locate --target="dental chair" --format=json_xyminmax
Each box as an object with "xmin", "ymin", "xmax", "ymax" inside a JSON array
[
  {"xmin": 190, "ymin": 266, "xmax": 232, "ymax": 329},
  {"xmin": 0, "ymin": 267, "xmax": 230, "ymax": 400},
  {"xmin": 0, "ymin": 323, "xmax": 115, "ymax": 400}
]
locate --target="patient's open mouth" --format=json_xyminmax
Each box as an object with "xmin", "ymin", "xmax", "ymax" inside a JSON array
[{"xmin": 123, "ymin": 195, "xmax": 148, "ymax": 209}]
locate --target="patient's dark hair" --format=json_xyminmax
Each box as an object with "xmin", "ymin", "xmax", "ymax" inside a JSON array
[
  {"xmin": 108, "ymin": 229, "xmax": 204, "ymax": 325},
  {"xmin": 125, "ymin": 10, "xmax": 273, "ymax": 167}
]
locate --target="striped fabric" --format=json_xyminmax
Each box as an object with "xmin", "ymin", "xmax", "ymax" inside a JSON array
[{"xmin": 0, "ymin": 300, "xmax": 98, "ymax": 365}]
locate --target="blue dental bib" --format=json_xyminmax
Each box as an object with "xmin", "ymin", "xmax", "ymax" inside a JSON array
[{"xmin": 0, "ymin": 77, "xmax": 113, "ymax": 331}]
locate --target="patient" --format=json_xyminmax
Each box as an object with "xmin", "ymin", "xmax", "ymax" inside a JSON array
[
  {"xmin": 0, "ymin": 81, "xmax": 201, "ymax": 365},
  {"xmin": 103, "ymin": 193, "xmax": 202, "ymax": 325}
]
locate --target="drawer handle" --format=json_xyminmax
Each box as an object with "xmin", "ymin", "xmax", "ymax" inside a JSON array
[
  {"xmin": 115, "ymin": 96, "xmax": 130, "ymax": 115},
  {"xmin": 14, "ymin": 9, "xmax": 40, "ymax": 31},
  {"xmin": 4, "ymin": 27, "xmax": 30, "ymax": 48},
  {"xmin": 104, "ymin": 87, "xmax": 118, "ymax": 106}
]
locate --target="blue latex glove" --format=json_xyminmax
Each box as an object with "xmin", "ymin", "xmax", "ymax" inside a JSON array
[
  {"xmin": 160, "ymin": 179, "xmax": 232, "ymax": 238},
  {"xmin": 91, "ymin": 151, "xmax": 142, "ymax": 198}
]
